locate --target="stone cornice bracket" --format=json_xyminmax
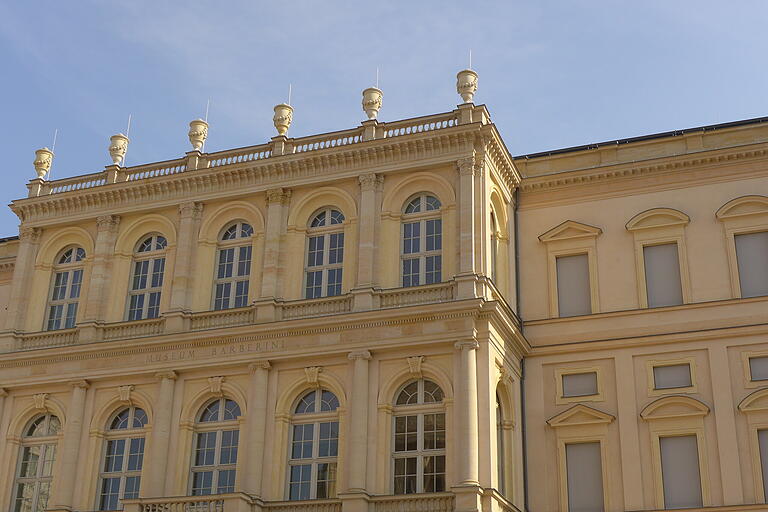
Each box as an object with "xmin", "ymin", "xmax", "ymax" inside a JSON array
[
  {"xmin": 19, "ymin": 226, "xmax": 42, "ymax": 243},
  {"xmin": 0, "ymin": 387, "xmax": 8, "ymax": 398},
  {"xmin": 456, "ymin": 156, "xmax": 476, "ymax": 176},
  {"xmin": 498, "ymin": 366, "xmax": 514, "ymax": 387},
  {"xmin": 348, "ymin": 350, "xmax": 372, "ymax": 361},
  {"xmin": 304, "ymin": 366, "xmax": 323, "ymax": 387},
  {"xmin": 358, "ymin": 173, "xmax": 384, "ymax": 192},
  {"xmin": 249, "ymin": 360, "xmax": 272, "ymax": 373},
  {"xmin": 33, "ymin": 393, "xmax": 48, "ymax": 411},
  {"xmin": 96, "ymin": 214, "xmax": 121, "ymax": 231},
  {"xmin": 117, "ymin": 385, "xmax": 134, "ymax": 404},
  {"xmin": 454, "ymin": 340, "xmax": 480, "ymax": 351},
  {"xmin": 155, "ymin": 370, "xmax": 178, "ymax": 381},
  {"xmin": 208, "ymin": 376, "xmax": 225, "ymax": 396},
  {"xmin": 69, "ymin": 379, "xmax": 90, "ymax": 389},
  {"xmin": 266, "ymin": 187, "xmax": 292, "ymax": 205},
  {"xmin": 179, "ymin": 201, "xmax": 204, "ymax": 219},
  {"xmin": 407, "ymin": 356, "xmax": 424, "ymax": 377}
]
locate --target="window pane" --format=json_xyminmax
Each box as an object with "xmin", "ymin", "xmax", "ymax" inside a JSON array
[
  {"xmin": 396, "ymin": 382, "xmax": 419, "ymax": 405},
  {"xmin": 41, "ymin": 445, "xmax": 56, "ymax": 476},
  {"xmin": 103, "ymin": 439, "xmax": 125, "ymax": 473},
  {"xmin": 234, "ymin": 280, "xmax": 249, "ymax": 308},
  {"xmin": 215, "ymin": 282, "xmax": 231, "ymax": 310},
  {"xmin": 326, "ymin": 269, "xmax": 342, "ymax": 297},
  {"xmin": 217, "ymin": 469, "xmax": 236, "ymax": 494},
  {"xmin": 295, "ymin": 391, "xmax": 316, "ymax": 414},
  {"xmin": 562, "ymin": 372, "xmax": 599, "ymax": 397},
  {"xmin": 132, "ymin": 260, "xmax": 148, "ymax": 290},
  {"xmin": 124, "ymin": 476, "xmax": 140, "ymax": 499},
  {"xmin": 423, "ymin": 455, "xmax": 446, "ymax": 492},
  {"xmin": 128, "ymin": 294, "xmax": 144, "ymax": 321},
  {"xmin": 147, "ymin": 292, "xmax": 161, "ymax": 319},
  {"xmin": 425, "ymin": 255, "xmax": 441, "ymax": 285},
  {"xmin": 19, "ymin": 446, "xmax": 40, "ymax": 477},
  {"xmin": 403, "ymin": 223, "xmax": 420, "ymax": 254},
  {"xmin": 566, "ymin": 442, "xmax": 604, "ymax": 512},
  {"xmin": 394, "ymin": 415, "xmax": 418, "ymax": 452},
  {"xmin": 393, "ymin": 457, "xmax": 418, "ymax": 494},
  {"xmin": 556, "ymin": 254, "xmax": 592, "ymax": 317},
  {"xmin": 219, "ymin": 430, "xmax": 239, "ymax": 464},
  {"xmin": 318, "ymin": 421, "xmax": 339, "ymax": 457},
  {"xmin": 194, "ymin": 432, "xmax": 217, "ymax": 466},
  {"xmin": 751, "ymin": 356, "xmax": 768, "ymax": 381},
  {"xmin": 402, "ymin": 259, "xmax": 419, "ymax": 287},
  {"xmin": 99, "ymin": 478, "xmax": 121, "ymax": 511},
  {"xmin": 320, "ymin": 391, "xmax": 339, "ymax": 412},
  {"xmin": 64, "ymin": 303, "xmax": 78, "ymax": 329},
  {"xmin": 13, "ymin": 483, "xmax": 34, "ymax": 512},
  {"xmin": 222, "ymin": 399, "xmax": 242, "ymax": 420},
  {"xmin": 644, "ymin": 243, "xmax": 683, "ymax": 307},
  {"xmin": 289, "ymin": 464, "xmax": 312, "ymax": 500},
  {"xmin": 307, "ymin": 236, "xmax": 325, "ymax": 267},
  {"xmin": 653, "ymin": 364, "xmax": 692, "ymax": 390},
  {"xmin": 238, "ymin": 246, "xmax": 252, "ymax": 277},
  {"xmin": 736, "ymin": 232, "xmax": 768, "ymax": 298},
  {"xmin": 70, "ymin": 269, "xmax": 83, "ymax": 299},
  {"xmin": 423, "ymin": 413, "xmax": 446, "ymax": 450},
  {"xmin": 52, "ymin": 272, "xmax": 69, "ymax": 300},
  {"xmin": 191, "ymin": 471, "xmax": 213, "ymax": 496},
  {"xmin": 316, "ymin": 462, "xmax": 337, "ymax": 499},
  {"xmin": 127, "ymin": 437, "xmax": 145, "ymax": 471},
  {"xmin": 660, "ymin": 435, "xmax": 703, "ymax": 509},
  {"xmin": 151, "ymin": 258, "xmax": 165, "ymax": 288},
  {"xmin": 423, "ymin": 380, "xmax": 444, "ymax": 403},
  {"xmin": 305, "ymin": 271, "xmax": 322, "ymax": 299},
  {"xmin": 218, "ymin": 248, "xmax": 234, "ymax": 279},
  {"xmin": 292, "ymin": 424, "xmax": 314, "ymax": 459},
  {"xmin": 47, "ymin": 305, "xmax": 63, "ymax": 331},
  {"xmin": 328, "ymin": 233, "xmax": 344, "ymax": 264},
  {"xmin": 760, "ymin": 429, "xmax": 768, "ymax": 502},
  {"xmin": 426, "ymin": 219, "xmax": 441, "ymax": 251}
]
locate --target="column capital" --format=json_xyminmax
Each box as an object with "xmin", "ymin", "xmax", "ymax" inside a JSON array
[
  {"xmin": 178, "ymin": 201, "xmax": 204, "ymax": 219},
  {"xmin": 155, "ymin": 370, "xmax": 178, "ymax": 381},
  {"xmin": 19, "ymin": 226, "xmax": 42, "ymax": 243},
  {"xmin": 358, "ymin": 173, "xmax": 384, "ymax": 192},
  {"xmin": 348, "ymin": 350, "xmax": 372, "ymax": 361},
  {"xmin": 454, "ymin": 340, "xmax": 479, "ymax": 351},
  {"xmin": 96, "ymin": 214, "xmax": 121, "ymax": 230},
  {"xmin": 69, "ymin": 379, "xmax": 90, "ymax": 389},
  {"xmin": 266, "ymin": 187, "xmax": 292, "ymax": 205},
  {"xmin": 456, "ymin": 156, "xmax": 476, "ymax": 176},
  {"xmin": 0, "ymin": 387, "xmax": 7, "ymax": 397},
  {"xmin": 249, "ymin": 360, "xmax": 272, "ymax": 372}
]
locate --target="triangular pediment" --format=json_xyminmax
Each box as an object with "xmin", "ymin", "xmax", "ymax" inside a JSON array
[
  {"xmin": 641, "ymin": 396, "xmax": 709, "ymax": 420},
  {"xmin": 547, "ymin": 404, "xmax": 615, "ymax": 428},
  {"xmin": 716, "ymin": 195, "xmax": 768, "ymax": 220},
  {"xmin": 538, "ymin": 220, "xmax": 602, "ymax": 243},
  {"xmin": 626, "ymin": 208, "xmax": 690, "ymax": 231},
  {"xmin": 739, "ymin": 388, "xmax": 768, "ymax": 412}
]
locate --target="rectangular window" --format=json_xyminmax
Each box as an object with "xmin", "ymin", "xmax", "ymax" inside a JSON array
[
  {"xmin": 403, "ymin": 223, "xmax": 420, "ymax": 254},
  {"xmin": 394, "ymin": 415, "xmax": 418, "ymax": 452},
  {"xmin": 653, "ymin": 363, "xmax": 692, "ymax": 390},
  {"xmin": 393, "ymin": 457, "xmax": 417, "ymax": 494},
  {"xmin": 326, "ymin": 268, "xmax": 342, "ymax": 297},
  {"xmin": 750, "ymin": 356, "xmax": 768, "ymax": 381},
  {"xmin": 566, "ymin": 442, "xmax": 604, "ymax": 512},
  {"xmin": 562, "ymin": 372, "xmax": 599, "ymax": 398},
  {"xmin": 305, "ymin": 272, "xmax": 323, "ymax": 300},
  {"xmin": 425, "ymin": 255, "xmax": 441, "ymax": 284},
  {"xmin": 643, "ymin": 243, "xmax": 683, "ymax": 307},
  {"xmin": 660, "ymin": 435, "xmax": 703, "ymax": 509},
  {"xmin": 556, "ymin": 254, "xmax": 592, "ymax": 317},
  {"xmin": 735, "ymin": 232, "xmax": 768, "ymax": 298},
  {"xmin": 759, "ymin": 429, "xmax": 768, "ymax": 502},
  {"xmin": 328, "ymin": 233, "xmax": 344, "ymax": 264},
  {"xmin": 289, "ymin": 465, "xmax": 312, "ymax": 500},
  {"xmin": 402, "ymin": 259, "xmax": 420, "ymax": 287},
  {"xmin": 316, "ymin": 463, "xmax": 337, "ymax": 499}
]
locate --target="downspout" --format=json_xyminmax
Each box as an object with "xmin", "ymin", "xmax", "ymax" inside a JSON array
[{"xmin": 514, "ymin": 186, "xmax": 530, "ymax": 512}]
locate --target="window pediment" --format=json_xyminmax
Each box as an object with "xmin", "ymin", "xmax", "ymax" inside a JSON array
[
  {"xmin": 538, "ymin": 220, "xmax": 602, "ymax": 243},
  {"xmin": 738, "ymin": 388, "xmax": 768, "ymax": 412},
  {"xmin": 716, "ymin": 195, "xmax": 768, "ymax": 220},
  {"xmin": 640, "ymin": 395, "xmax": 709, "ymax": 420},
  {"xmin": 547, "ymin": 404, "xmax": 614, "ymax": 428},
  {"xmin": 626, "ymin": 208, "xmax": 690, "ymax": 231}
]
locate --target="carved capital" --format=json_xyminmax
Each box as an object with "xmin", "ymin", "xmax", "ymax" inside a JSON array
[
  {"xmin": 348, "ymin": 350, "xmax": 372, "ymax": 361},
  {"xmin": 249, "ymin": 360, "xmax": 272, "ymax": 373},
  {"xmin": 208, "ymin": 376, "xmax": 225, "ymax": 396},
  {"xmin": 498, "ymin": 367, "xmax": 514, "ymax": 387},
  {"xmin": 69, "ymin": 379, "xmax": 90, "ymax": 389},
  {"xmin": 0, "ymin": 388, "xmax": 7, "ymax": 398},
  {"xmin": 358, "ymin": 173, "xmax": 384, "ymax": 192},
  {"xmin": 19, "ymin": 227, "xmax": 42, "ymax": 243},
  {"xmin": 117, "ymin": 385, "xmax": 134, "ymax": 403},
  {"xmin": 33, "ymin": 393, "xmax": 48, "ymax": 411},
  {"xmin": 96, "ymin": 215, "xmax": 121, "ymax": 231},
  {"xmin": 179, "ymin": 201, "xmax": 204, "ymax": 219},
  {"xmin": 304, "ymin": 366, "xmax": 322, "ymax": 387},
  {"xmin": 266, "ymin": 187, "xmax": 291, "ymax": 205},
  {"xmin": 407, "ymin": 356, "xmax": 425, "ymax": 376},
  {"xmin": 155, "ymin": 370, "xmax": 178, "ymax": 381},
  {"xmin": 456, "ymin": 157, "xmax": 476, "ymax": 176},
  {"xmin": 454, "ymin": 340, "xmax": 479, "ymax": 351}
]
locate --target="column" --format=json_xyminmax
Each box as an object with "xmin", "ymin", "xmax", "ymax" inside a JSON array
[
  {"xmin": 81, "ymin": 215, "xmax": 120, "ymax": 323},
  {"xmin": 456, "ymin": 158, "xmax": 477, "ymax": 299},
  {"xmin": 245, "ymin": 361, "xmax": 271, "ymax": 497},
  {"xmin": 50, "ymin": 380, "xmax": 89, "ymax": 511},
  {"xmin": 146, "ymin": 370, "xmax": 177, "ymax": 496},
  {"xmin": 259, "ymin": 188, "xmax": 290, "ymax": 299},
  {"xmin": 347, "ymin": 350, "xmax": 372, "ymax": 492},
  {"xmin": 4, "ymin": 227, "xmax": 41, "ymax": 331},
  {"xmin": 355, "ymin": 174, "xmax": 383, "ymax": 288},
  {"xmin": 454, "ymin": 340, "xmax": 480, "ymax": 485},
  {"xmin": 0, "ymin": 388, "xmax": 7, "ymax": 428},
  {"xmin": 615, "ymin": 353, "xmax": 644, "ymax": 510},
  {"xmin": 169, "ymin": 202, "xmax": 203, "ymax": 312}
]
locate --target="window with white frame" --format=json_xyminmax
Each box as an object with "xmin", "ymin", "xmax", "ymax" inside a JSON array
[
  {"xmin": 98, "ymin": 407, "xmax": 147, "ymax": 510},
  {"xmin": 401, "ymin": 195, "xmax": 442, "ymax": 287},
  {"xmin": 127, "ymin": 235, "xmax": 167, "ymax": 321},
  {"xmin": 392, "ymin": 378, "xmax": 446, "ymax": 494},
  {"xmin": 214, "ymin": 222, "xmax": 253, "ymax": 309},
  {"xmin": 12, "ymin": 413, "xmax": 61, "ymax": 512},
  {"xmin": 190, "ymin": 398, "xmax": 241, "ymax": 496},
  {"xmin": 305, "ymin": 208, "xmax": 345, "ymax": 299},
  {"xmin": 288, "ymin": 389, "xmax": 340, "ymax": 500},
  {"xmin": 45, "ymin": 247, "xmax": 85, "ymax": 330}
]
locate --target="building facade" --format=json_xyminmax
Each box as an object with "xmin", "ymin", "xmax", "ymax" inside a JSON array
[{"xmin": 0, "ymin": 78, "xmax": 766, "ymax": 512}]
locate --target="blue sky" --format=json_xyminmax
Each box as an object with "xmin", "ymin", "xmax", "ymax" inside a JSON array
[{"xmin": 1, "ymin": 1, "xmax": 766, "ymax": 236}]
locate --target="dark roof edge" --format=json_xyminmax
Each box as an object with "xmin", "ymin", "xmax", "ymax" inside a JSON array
[
  {"xmin": 513, "ymin": 116, "xmax": 768, "ymax": 160},
  {"xmin": 0, "ymin": 236, "xmax": 19, "ymax": 244}
]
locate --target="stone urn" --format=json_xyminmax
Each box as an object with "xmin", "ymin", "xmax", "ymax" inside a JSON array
[
  {"xmin": 273, "ymin": 104, "xmax": 293, "ymax": 136},
  {"xmin": 33, "ymin": 147, "xmax": 54, "ymax": 179},
  {"xmin": 456, "ymin": 69, "xmax": 478, "ymax": 103},
  {"xmin": 109, "ymin": 134, "xmax": 129, "ymax": 166},
  {"xmin": 188, "ymin": 119, "xmax": 209, "ymax": 151},
  {"xmin": 362, "ymin": 87, "xmax": 383, "ymax": 120}
]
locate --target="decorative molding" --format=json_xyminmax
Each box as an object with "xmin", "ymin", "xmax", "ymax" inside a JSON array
[
  {"xmin": 547, "ymin": 404, "xmax": 615, "ymax": 428},
  {"xmin": 407, "ymin": 356, "xmax": 424, "ymax": 376},
  {"xmin": 207, "ymin": 376, "xmax": 225, "ymax": 396},
  {"xmin": 716, "ymin": 194, "xmax": 768, "ymax": 220},
  {"xmin": 117, "ymin": 385, "xmax": 134, "ymax": 403},
  {"xmin": 69, "ymin": 379, "xmax": 90, "ymax": 389},
  {"xmin": 640, "ymin": 395, "xmax": 710, "ymax": 420},
  {"xmin": 304, "ymin": 366, "xmax": 323, "ymax": 387},
  {"xmin": 538, "ymin": 220, "xmax": 603, "ymax": 243},
  {"xmin": 454, "ymin": 340, "xmax": 480, "ymax": 351},
  {"xmin": 248, "ymin": 360, "xmax": 272, "ymax": 373},
  {"xmin": 626, "ymin": 208, "xmax": 690, "ymax": 231},
  {"xmin": 178, "ymin": 201, "xmax": 204, "ymax": 219},
  {"xmin": 33, "ymin": 393, "xmax": 48, "ymax": 410},
  {"xmin": 456, "ymin": 156, "xmax": 476, "ymax": 176},
  {"xmin": 266, "ymin": 187, "xmax": 291, "ymax": 205},
  {"xmin": 348, "ymin": 350, "xmax": 372, "ymax": 361},
  {"xmin": 96, "ymin": 215, "xmax": 121, "ymax": 230},
  {"xmin": 358, "ymin": 173, "xmax": 384, "ymax": 192},
  {"xmin": 0, "ymin": 388, "xmax": 7, "ymax": 398},
  {"xmin": 155, "ymin": 370, "xmax": 178, "ymax": 381},
  {"xmin": 19, "ymin": 227, "xmax": 42, "ymax": 243}
]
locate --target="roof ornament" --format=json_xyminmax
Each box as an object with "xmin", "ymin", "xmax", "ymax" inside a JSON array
[
  {"xmin": 273, "ymin": 102, "xmax": 293, "ymax": 137},
  {"xmin": 456, "ymin": 68, "xmax": 478, "ymax": 104},
  {"xmin": 362, "ymin": 86, "xmax": 383, "ymax": 120},
  {"xmin": 33, "ymin": 147, "xmax": 53, "ymax": 179},
  {"xmin": 188, "ymin": 119, "xmax": 209, "ymax": 151},
  {"xmin": 108, "ymin": 134, "xmax": 129, "ymax": 166}
]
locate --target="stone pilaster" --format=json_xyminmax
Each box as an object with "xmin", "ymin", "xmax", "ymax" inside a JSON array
[
  {"xmin": 454, "ymin": 340, "xmax": 480, "ymax": 485},
  {"xmin": 0, "ymin": 388, "xmax": 7, "ymax": 428},
  {"xmin": 5, "ymin": 227, "xmax": 42, "ymax": 331},
  {"xmin": 145, "ymin": 370, "xmax": 177, "ymax": 496},
  {"xmin": 347, "ymin": 350, "xmax": 372, "ymax": 492},
  {"xmin": 245, "ymin": 360, "xmax": 271, "ymax": 497},
  {"xmin": 82, "ymin": 215, "xmax": 121, "ymax": 323},
  {"xmin": 49, "ymin": 380, "xmax": 89, "ymax": 511},
  {"xmin": 259, "ymin": 188, "xmax": 290, "ymax": 299},
  {"xmin": 169, "ymin": 202, "xmax": 203, "ymax": 313},
  {"xmin": 355, "ymin": 174, "xmax": 383, "ymax": 288}
]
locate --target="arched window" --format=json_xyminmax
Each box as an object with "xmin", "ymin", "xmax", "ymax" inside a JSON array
[
  {"xmin": 45, "ymin": 247, "xmax": 85, "ymax": 330},
  {"xmin": 190, "ymin": 398, "xmax": 241, "ymax": 495},
  {"xmin": 12, "ymin": 413, "xmax": 61, "ymax": 512},
  {"xmin": 213, "ymin": 222, "xmax": 253, "ymax": 310},
  {"xmin": 490, "ymin": 211, "xmax": 499, "ymax": 283},
  {"xmin": 98, "ymin": 406, "xmax": 148, "ymax": 510},
  {"xmin": 288, "ymin": 389, "xmax": 340, "ymax": 500},
  {"xmin": 401, "ymin": 195, "xmax": 442, "ymax": 287},
  {"xmin": 305, "ymin": 209, "xmax": 345, "ymax": 299},
  {"xmin": 496, "ymin": 393, "xmax": 506, "ymax": 496},
  {"xmin": 127, "ymin": 235, "xmax": 167, "ymax": 321},
  {"xmin": 392, "ymin": 379, "xmax": 445, "ymax": 494}
]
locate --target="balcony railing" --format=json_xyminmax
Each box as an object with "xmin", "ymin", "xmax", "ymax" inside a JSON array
[
  {"xmin": 370, "ymin": 493, "xmax": 454, "ymax": 512},
  {"xmin": 263, "ymin": 498, "xmax": 342, "ymax": 512},
  {"xmin": 123, "ymin": 493, "xmax": 253, "ymax": 512}
]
